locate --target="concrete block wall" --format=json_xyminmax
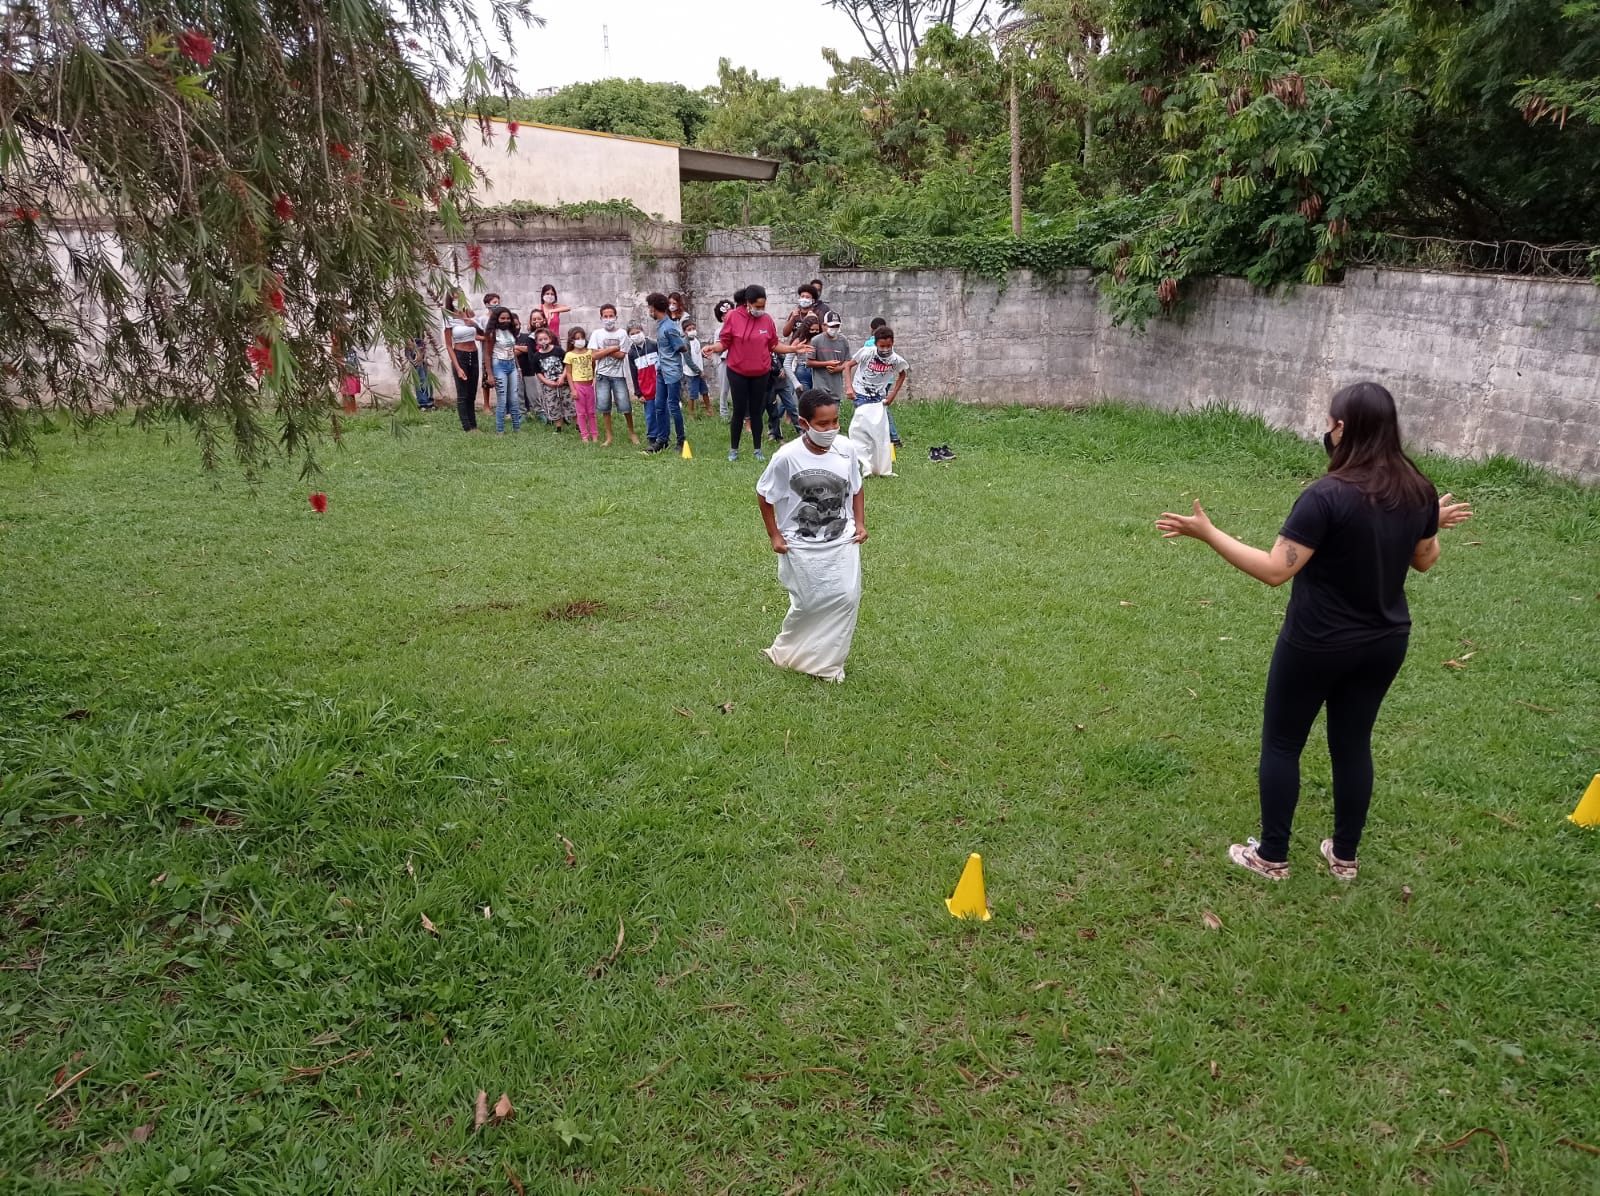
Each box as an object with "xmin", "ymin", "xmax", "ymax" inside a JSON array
[{"xmin": 358, "ymin": 227, "xmax": 1600, "ymax": 481}]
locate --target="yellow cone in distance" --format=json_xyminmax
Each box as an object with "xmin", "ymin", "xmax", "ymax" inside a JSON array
[
  {"xmin": 946, "ymin": 853, "xmax": 991, "ymax": 921},
  {"xmin": 681, "ymin": 440, "xmax": 693, "ymax": 459},
  {"xmin": 891, "ymin": 442, "xmax": 897, "ymax": 462},
  {"xmin": 1569, "ymin": 774, "xmax": 1600, "ymax": 827}
]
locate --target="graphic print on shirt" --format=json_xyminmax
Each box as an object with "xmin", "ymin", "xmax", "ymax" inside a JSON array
[
  {"xmin": 791, "ymin": 468, "xmax": 850, "ymax": 543},
  {"xmin": 858, "ymin": 357, "xmax": 898, "ymax": 393}
]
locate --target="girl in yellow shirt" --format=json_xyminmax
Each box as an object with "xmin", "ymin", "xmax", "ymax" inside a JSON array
[{"xmin": 562, "ymin": 327, "xmax": 597, "ymax": 443}]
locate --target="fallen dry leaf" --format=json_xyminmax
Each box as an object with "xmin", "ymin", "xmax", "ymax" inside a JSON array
[
  {"xmin": 130, "ymin": 1123, "xmax": 155, "ymax": 1143},
  {"xmin": 1201, "ymin": 910, "xmax": 1223, "ymax": 931},
  {"xmin": 481, "ymin": 905, "xmax": 492, "ymax": 920},
  {"xmin": 283, "ymin": 1049, "xmax": 372, "ymax": 1082},
  {"xmin": 1463, "ymin": 541, "xmax": 1483, "ymax": 546},
  {"xmin": 1119, "ymin": 601, "xmax": 1137, "ymax": 608},
  {"xmin": 404, "ymin": 857, "xmax": 415, "ymax": 876},
  {"xmin": 36, "ymin": 1065, "xmax": 93, "ymax": 1109},
  {"xmin": 1074, "ymin": 723, "xmax": 1085, "ymax": 732},
  {"xmin": 472, "ymin": 1089, "xmax": 489, "ymax": 1132},
  {"xmin": 1558, "ymin": 1138, "xmax": 1600, "ymax": 1157},
  {"xmin": 493, "ymin": 1092, "xmax": 514, "ymax": 1122},
  {"xmin": 1443, "ymin": 659, "xmax": 1469, "ymax": 669},
  {"xmin": 719, "ymin": 702, "xmax": 735, "ymax": 714},
  {"xmin": 673, "ymin": 706, "xmax": 693, "ymax": 718},
  {"xmin": 1029, "ymin": 979, "xmax": 1064, "ymax": 991},
  {"xmin": 1078, "ymin": 928, "xmax": 1098, "ymax": 940},
  {"xmin": 1283, "ymin": 1152, "xmax": 1309, "ymax": 1169},
  {"xmin": 504, "ymin": 1162, "xmax": 526, "ymax": 1194},
  {"xmin": 1425, "ymin": 1126, "xmax": 1509, "ymax": 1174},
  {"xmin": 149, "ymin": 872, "xmax": 167, "ymax": 887},
  {"xmin": 588, "ymin": 917, "xmax": 626, "ymax": 978},
  {"xmin": 336, "ymin": 896, "xmax": 355, "ymax": 908},
  {"xmin": 558, "ymin": 835, "xmax": 577, "ymax": 867},
  {"xmin": 420, "ymin": 913, "xmax": 439, "ymax": 936},
  {"xmin": 1402, "ymin": 885, "xmax": 1413, "ymax": 905},
  {"xmin": 1209, "ymin": 1060, "xmax": 1220, "ymax": 1080}
]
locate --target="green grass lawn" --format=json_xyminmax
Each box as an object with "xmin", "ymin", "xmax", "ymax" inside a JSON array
[{"xmin": 2, "ymin": 402, "xmax": 1598, "ymax": 1195}]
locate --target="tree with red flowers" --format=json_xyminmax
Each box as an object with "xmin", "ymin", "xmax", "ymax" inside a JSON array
[{"xmin": 1, "ymin": 0, "xmax": 541, "ymax": 471}]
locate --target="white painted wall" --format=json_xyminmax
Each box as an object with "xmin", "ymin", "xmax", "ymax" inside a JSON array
[{"xmin": 466, "ymin": 120, "xmax": 682, "ymax": 222}]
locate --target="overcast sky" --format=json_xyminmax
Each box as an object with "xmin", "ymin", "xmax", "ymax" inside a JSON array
[{"xmin": 490, "ymin": 0, "xmax": 868, "ymax": 92}]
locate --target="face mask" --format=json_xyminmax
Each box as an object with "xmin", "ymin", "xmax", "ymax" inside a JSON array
[
  {"xmin": 876, "ymin": 348, "xmax": 893, "ymax": 361},
  {"xmin": 747, "ymin": 304, "xmax": 762, "ymax": 317},
  {"xmin": 798, "ymin": 297, "xmax": 813, "ymax": 308},
  {"xmin": 685, "ymin": 330, "xmax": 698, "ymax": 340},
  {"xmin": 603, "ymin": 318, "xmax": 617, "ymax": 330},
  {"xmin": 669, "ymin": 302, "xmax": 680, "ymax": 312},
  {"xmin": 1323, "ymin": 430, "xmax": 1336, "ymax": 456},
  {"xmin": 543, "ymin": 295, "xmax": 555, "ymax": 305},
  {"xmin": 803, "ymin": 424, "xmax": 838, "ymax": 449},
  {"xmin": 574, "ymin": 338, "xmax": 587, "ymax": 349}
]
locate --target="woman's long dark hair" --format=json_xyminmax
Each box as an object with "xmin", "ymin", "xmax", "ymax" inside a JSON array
[{"xmin": 1327, "ymin": 382, "xmax": 1435, "ymax": 510}]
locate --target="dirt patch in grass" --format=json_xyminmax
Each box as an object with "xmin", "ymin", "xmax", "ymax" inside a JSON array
[{"xmin": 543, "ymin": 598, "xmax": 606, "ymax": 621}]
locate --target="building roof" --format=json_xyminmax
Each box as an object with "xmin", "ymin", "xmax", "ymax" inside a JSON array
[{"xmin": 472, "ymin": 116, "xmax": 779, "ymax": 184}]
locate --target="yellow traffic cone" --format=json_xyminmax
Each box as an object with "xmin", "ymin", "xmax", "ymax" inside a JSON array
[
  {"xmin": 945, "ymin": 853, "xmax": 991, "ymax": 921},
  {"xmin": 891, "ymin": 442, "xmax": 897, "ymax": 463},
  {"xmin": 1569, "ymin": 774, "xmax": 1600, "ymax": 827},
  {"xmin": 681, "ymin": 439, "xmax": 693, "ymax": 460}
]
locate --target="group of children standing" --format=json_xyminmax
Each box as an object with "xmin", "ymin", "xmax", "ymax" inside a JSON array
[{"xmin": 432, "ymin": 280, "xmax": 913, "ymax": 469}]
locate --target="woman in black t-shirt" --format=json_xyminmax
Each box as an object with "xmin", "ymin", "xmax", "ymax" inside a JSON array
[{"xmin": 1156, "ymin": 382, "xmax": 1473, "ymax": 881}]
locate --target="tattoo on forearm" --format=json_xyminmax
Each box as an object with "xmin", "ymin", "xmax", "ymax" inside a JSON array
[{"xmin": 1284, "ymin": 544, "xmax": 1299, "ymax": 567}]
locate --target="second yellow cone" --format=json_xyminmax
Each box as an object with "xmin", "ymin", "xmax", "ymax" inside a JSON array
[{"xmin": 945, "ymin": 853, "xmax": 991, "ymax": 920}]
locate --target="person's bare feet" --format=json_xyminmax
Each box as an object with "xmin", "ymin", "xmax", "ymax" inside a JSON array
[
  {"xmin": 601, "ymin": 437, "xmax": 613, "ymax": 447},
  {"xmin": 629, "ymin": 433, "xmax": 640, "ymax": 445}
]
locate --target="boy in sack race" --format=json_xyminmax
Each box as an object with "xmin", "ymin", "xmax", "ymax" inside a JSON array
[
  {"xmin": 756, "ymin": 389, "xmax": 869, "ymax": 683},
  {"xmin": 844, "ymin": 325, "xmax": 908, "ymax": 477}
]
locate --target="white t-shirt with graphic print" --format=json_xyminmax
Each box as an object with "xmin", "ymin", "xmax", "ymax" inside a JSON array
[{"xmin": 756, "ymin": 437, "xmax": 863, "ymax": 546}]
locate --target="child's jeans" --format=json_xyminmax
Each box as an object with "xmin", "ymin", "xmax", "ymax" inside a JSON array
[
  {"xmin": 493, "ymin": 360, "xmax": 522, "ymax": 432},
  {"xmin": 572, "ymin": 381, "xmax": 597, "ymax": 440},
  {"xmin": 767, "ymin": 374, "xmax": 798, "ymax": 439},
  {"xmin": 657, "ymin": 377, "xmax": 684, "ymax": 446}
]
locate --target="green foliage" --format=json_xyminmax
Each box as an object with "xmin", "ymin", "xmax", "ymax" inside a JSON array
[
  {"xmin": 483, "ymin": 78, "xmax": 712, "ymax": 144},
  {"xmin": 0, "ymin": 0, "xmax": 532, "ymax": 469},
  {"xmin": 468, "ymin": 198, "xmax": 652, "ymax": 224}
]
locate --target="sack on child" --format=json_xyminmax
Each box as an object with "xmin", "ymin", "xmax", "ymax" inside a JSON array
[
  {"xmin": 847, "ymin": 402, "xmax": 894, "ymax": 477},
  {"xmin": 764, "ymin": 539, "xmax": 862, "ymax": 683}
]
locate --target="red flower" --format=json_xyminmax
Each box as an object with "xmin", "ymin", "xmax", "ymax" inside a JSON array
[
  {"xmin": 269, "ymin": 289, "xmax": 286, "ymax": 314},
  {"xmin": 177, "ymin": 29, "xmax": 216, "ymax": 67},
  {"xmin": 506, "ymin": 121, "xmax": 519, "ymax": 135},
  {"xmin": 12, "ymin": 206, "xmax": 39, "ymax": 224},
  {"xmin": 273, "ymin": 194, "xmax": 294, "ymax": 221},
  {"xmin": 246, "ymin": 335, "xmax": 273, "ymax": 377},
  {"xmin": 467, "ymin": 244, "xmax": 483, "ymax": 270},
  {"xmin": 309, "ymin": 492, "xmax": 328, "ymax": 514},
  {"xmin": 429, "ymin": 133, "xmax": 453, "ymax": 153},
  {"xmin": 330, "ymin": 142, "xmax": 352, "ymax": 161},
  {"xmin": 406, "ymin": 38, "xmax": 420, "ymax": 50},
  {"xmin": 440, "ymin": 175, "xmax": 454, "ymax": 189}
]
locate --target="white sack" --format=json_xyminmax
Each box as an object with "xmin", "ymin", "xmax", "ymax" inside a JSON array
[
  {"xmin": 764, "ymin": 539, "xmax": 863, "ymax": 682},
  {"xmin": 848, "ymin": 402, "xmax": 894, "ymax": 477}
]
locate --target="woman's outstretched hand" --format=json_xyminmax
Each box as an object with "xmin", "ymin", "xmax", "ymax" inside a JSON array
[
  {"xmin": 1438, "ymin": 492, "xmax": 1473, "ymax": 530},
  {"xmin": 1156, "ymin": 499, "xmax": 1217, "ymax": 542}
]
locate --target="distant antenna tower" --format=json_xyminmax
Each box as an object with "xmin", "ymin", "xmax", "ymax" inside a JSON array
[{"xmin": 603, "ymin": 24, "xmax": 611, "ymax": 71}]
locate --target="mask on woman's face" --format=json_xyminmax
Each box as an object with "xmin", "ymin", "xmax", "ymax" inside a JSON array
[
  {"xmin": 668, "ymin": 302, "xmax": 680, "ymax": 313},
  {"xmin": 574, "ymin": 338, "xmax": 587, "ymax": 349},
  {"xmin": 1323, "ymin": 430, "xmax": 1336, "ymax": 456},
  {"xmin": 747, "ymin": 304, "xmax": 762, "ymax": 317},
  {"xmin": 542, "ymin": 294, "xmax": 555, "ymax": 305}
]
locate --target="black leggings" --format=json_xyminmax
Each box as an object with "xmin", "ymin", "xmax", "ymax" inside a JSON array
[
  {"xmin": 453, "ymin": 350, "xmax": 479, "ymax": 431},
  {"xmin": 727, "ymin": 369, "xmax": 766, "ymax": 452},
  {"xmin": 1257, "ymin": 633, "xmax": 1408, "ymax": 863}
]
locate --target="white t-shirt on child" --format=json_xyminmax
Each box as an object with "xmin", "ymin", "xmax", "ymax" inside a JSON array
[
  {"xmin": 851, "ymin": 346, "xmax": 908, "ymax": 397},
  {"xmin": 756, "ymin": 437, "xmax": 863, "ymax": 546}
]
